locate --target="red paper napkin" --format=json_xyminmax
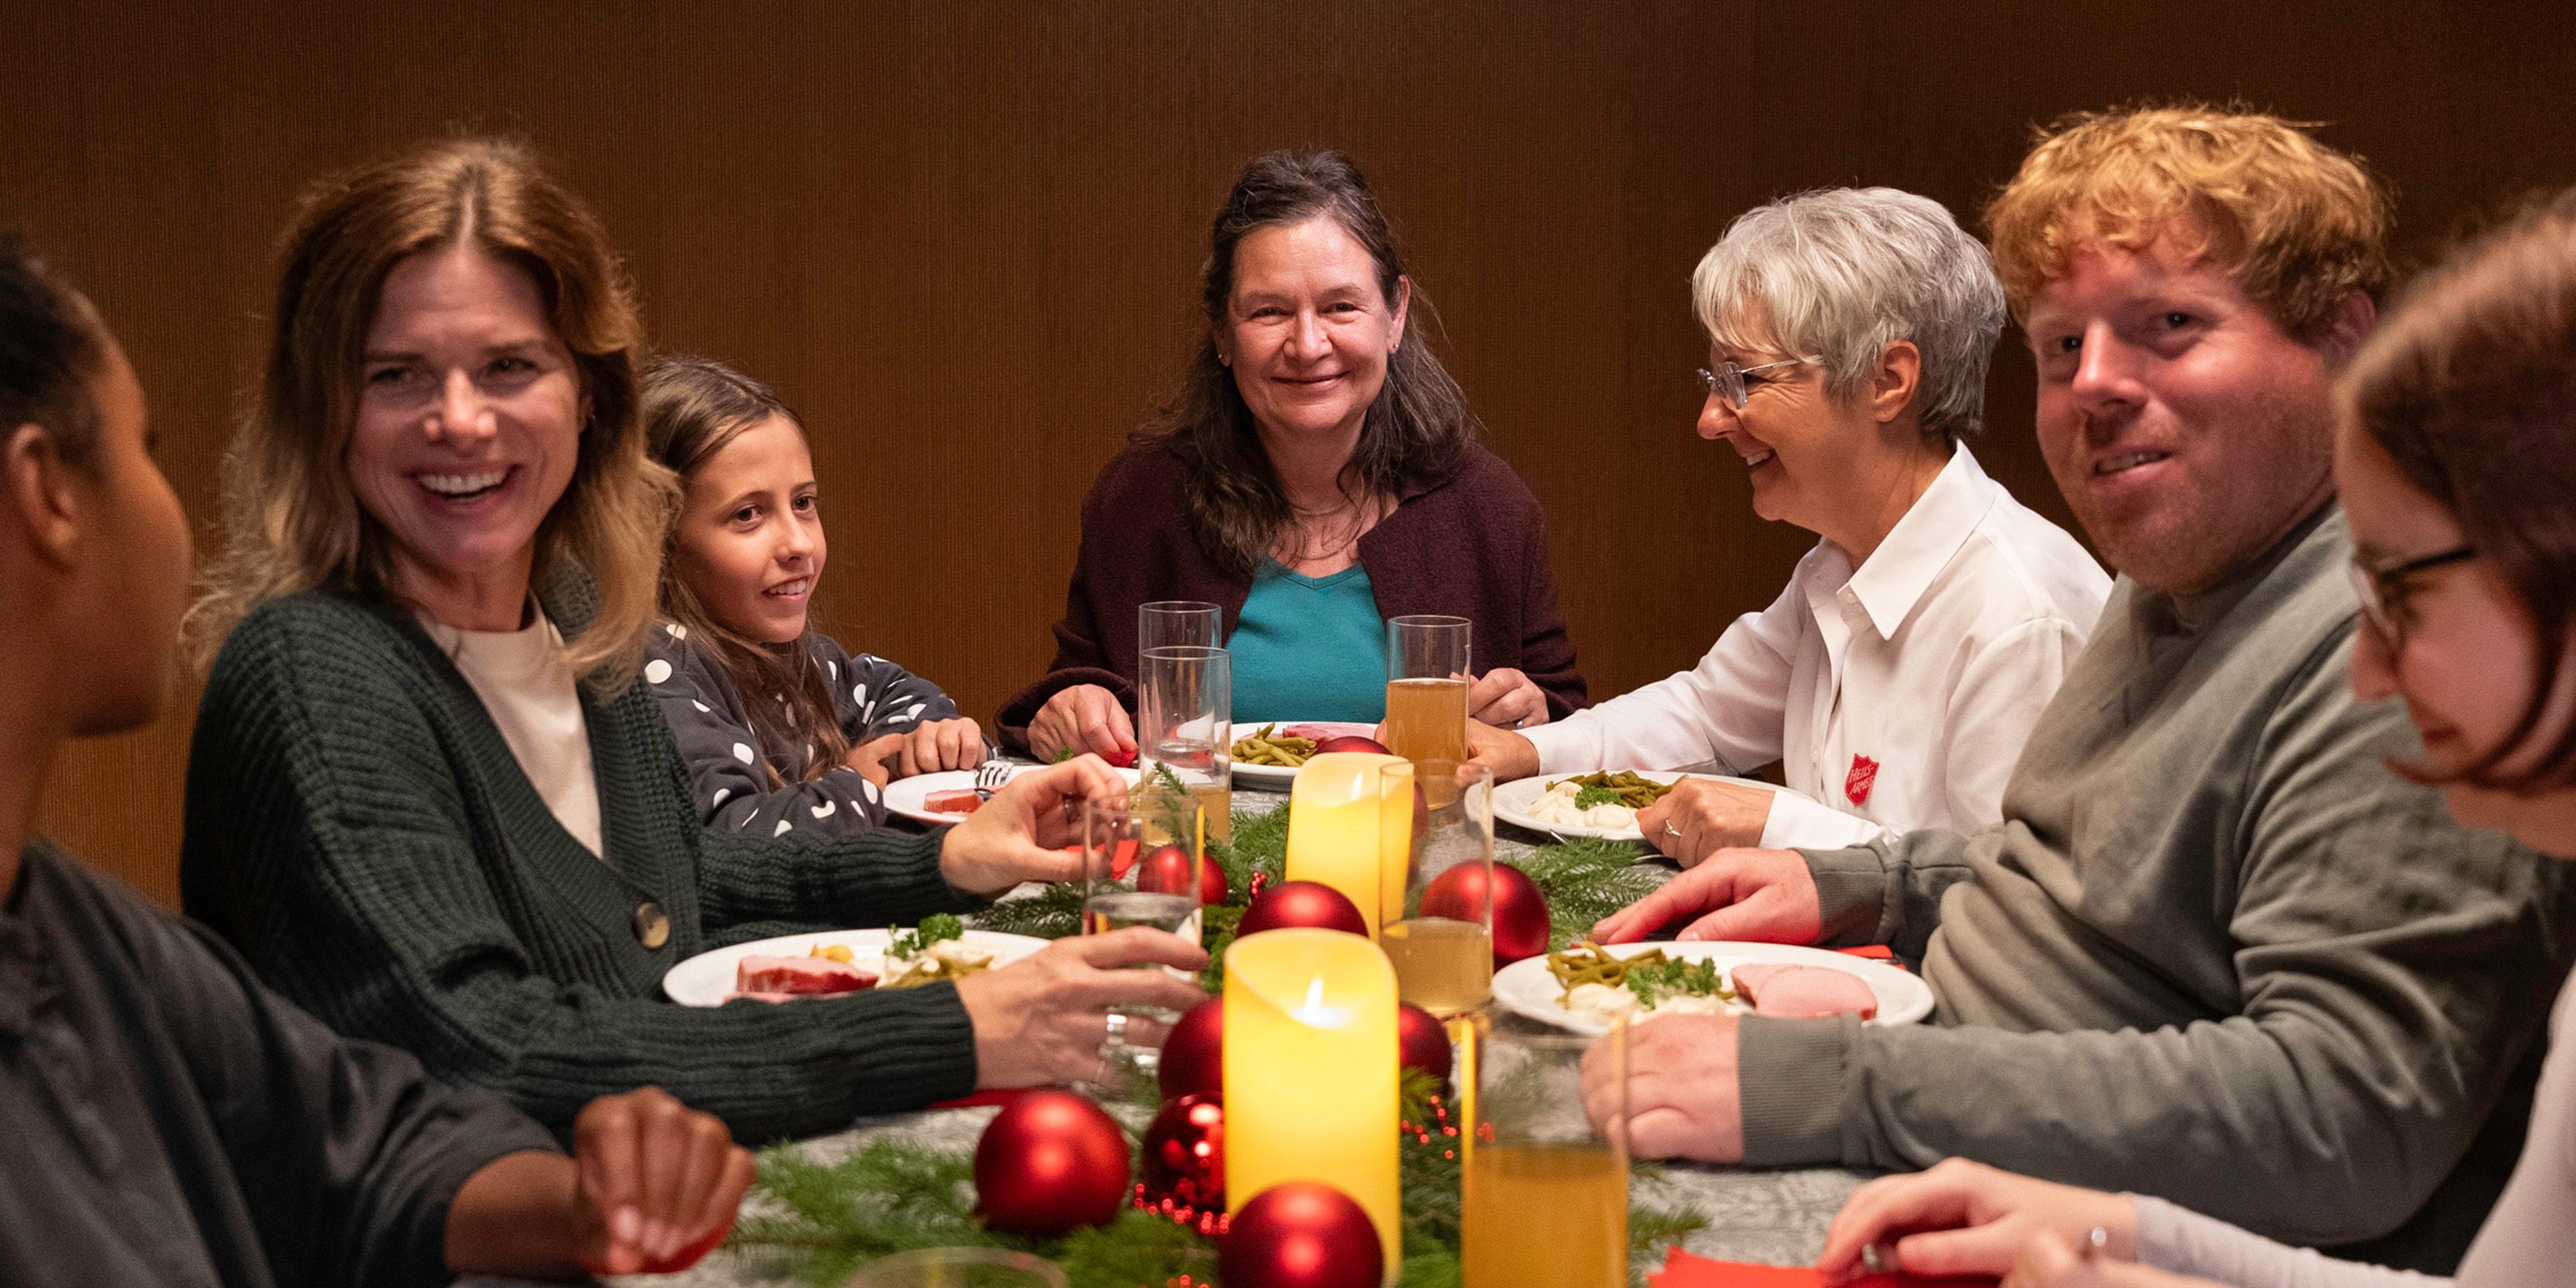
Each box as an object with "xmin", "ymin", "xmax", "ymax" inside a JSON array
[{"xmin": 1650, "ymin": 1249, "xmax": 1991, "ymax": 1288}]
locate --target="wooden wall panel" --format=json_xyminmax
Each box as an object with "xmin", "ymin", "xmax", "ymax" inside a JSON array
[{"xmin": 6, "ymin": 0, "xmax": 2573, "ymax": 906}]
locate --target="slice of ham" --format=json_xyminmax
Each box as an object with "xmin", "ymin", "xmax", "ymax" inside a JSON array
[
  {"xmin": 734, "ymin": 954, "xmax": 877, "ymax": 996},
  {"xmin": 1731, "ymin": 962, "xmax": 1878, "ymax": 1021},
  {"xmin": 924, "ymin": 789, "xmax": 983, "ymax": 815}
]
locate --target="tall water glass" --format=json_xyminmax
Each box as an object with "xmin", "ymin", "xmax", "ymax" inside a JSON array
[
  {"xmin": 1385, "ymin": 614, "xmax": 1470, "ymax": 797},
  {"xmin": 1140, "ymin": 600, "xmax": 1223, "ymax": 653},
  {"xmin": 1140, "ymin": 644, "xmax": 1233, "ymax": 843},
  {"xmin": 1460, "ymin": 1018, "xmax": 1629, "ymax": 1288},
  {"xmin": 1378, "ymin": 760, "xmax": 1496, "ymax": 1015},
  {"xmin": 1081, "ymin": 794, "xmax": 1206, "ymax": 1073}
]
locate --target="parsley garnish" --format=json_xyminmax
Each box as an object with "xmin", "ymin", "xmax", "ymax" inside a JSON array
[
  {"xmin": 1574, "ymin": 784, "xmax": 1627, "ymax": 809},
  {"xmin": 887, "ymin": 914, "xmax": 965, "ymax": 959}
]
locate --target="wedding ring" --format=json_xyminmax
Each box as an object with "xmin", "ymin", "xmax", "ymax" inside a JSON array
[
  {"xmin": 1103, "ymin": 1012, "xmax": 1130, "ymax": 1046},
  {"xmin": 1860, "ymin": 1243, "xmax": 1888, "ymax": 1275},
  {"xmin": 1663, "ymin": 822, "xmax": 1683, "ymax": 840},
  {"xmin": 2084, "ymin": 1225, "xmax": 2110, "ymax": 1260}
]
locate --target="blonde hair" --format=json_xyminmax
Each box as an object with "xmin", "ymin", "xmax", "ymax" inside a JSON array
[
  {"xmin": 187, "ymin": 137, "xmax": 676, "ymax": 690},
  {"xmin": 1986, "ymin": 104, "xmax": 2393, "ymax": 340}
]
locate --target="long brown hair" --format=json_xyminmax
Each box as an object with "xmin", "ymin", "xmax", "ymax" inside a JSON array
[
  {"xmin": 644, "ymin": 355, "xmax": 850, "ymax": 785},
  {"xmin": 2342, "ymin": 190, "xmax": 2576, "ymax": 789},
  {"xmin": 187, "ymin": 136, "xmax": 676, "ymax": 691},
  {"xmin": 1149, "ymin": 149, "xmax": 1479, "ymax": 579}
]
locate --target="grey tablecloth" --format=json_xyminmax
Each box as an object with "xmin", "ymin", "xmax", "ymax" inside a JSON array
[{"xmin": 557, "ymin": 779, "xmax": 1876, "ymax": 1287}]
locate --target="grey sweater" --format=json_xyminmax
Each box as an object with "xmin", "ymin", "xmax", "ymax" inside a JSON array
[{"xmin": 1738, "ymin": 508, "xmax": 2573, "ymax": 1266}]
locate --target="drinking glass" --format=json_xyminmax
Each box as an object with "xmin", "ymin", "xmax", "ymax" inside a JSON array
[
  {"xmin": 1385, "ymin": 615, "xmax": 1470, "ymax": 767},
  {"xmin": 1080, "ymin": 794, "xmax": 1207, "ymax": 1075},
  {"xmin": 846, "ymin": 1247, "xmax": 1070, "ymax": 1288},
  {"xmin": 1139, "ymin": 644, "xmax": 1233, "ymax": 843},
  {"xmin": 1459, "ymin": 1018, "xmax": 1629, "ymax": 1288},
  {"xmin": 1140, "ymin": 600, "xmax": 1223, "ymax": 653},
  {"xmin": 1378, "ymin": 760, "xmax": 1496, "ymax": 1015}
]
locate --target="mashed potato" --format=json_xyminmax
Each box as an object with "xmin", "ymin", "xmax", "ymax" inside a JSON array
[{"xmin": 1523, "ymin": 780, "xmax": 1645, "ymax": 830}]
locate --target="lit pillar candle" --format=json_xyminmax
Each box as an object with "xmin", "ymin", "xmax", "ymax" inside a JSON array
[
  {"xmin": 1224, "ymin": 928, "xmax": 1402, "ymax": 1283},
  {"xmin": 1286, "ymin": 751, "xmax": 1409, "ymax": 934}
]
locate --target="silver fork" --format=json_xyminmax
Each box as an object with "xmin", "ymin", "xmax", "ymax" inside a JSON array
[{"xmin": 972, "ymin": 756, "xmax": 1013, "ymax": 801}]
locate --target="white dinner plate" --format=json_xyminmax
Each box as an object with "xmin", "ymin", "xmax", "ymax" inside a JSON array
[
  {"xmin": 661, "ymin": 927, "xmax": 1052, "ymax": 1007},
  {"xmin": 1492, "ymin": 769, "xmax": 1775, "ymax": 842},
  {"xmin": 880, "ymin": 764, "xmax": 1139, "ymax": 827},
  {"xmin": 1491, "ymin": 939, "xmax": 1934, "ymax": 1036},
  {"xmin": 1230, "ymin": 721, "xmax": 1380, "ymax": 789}
]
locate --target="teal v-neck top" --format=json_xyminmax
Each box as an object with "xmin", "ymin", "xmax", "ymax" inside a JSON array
[{"xmin": 1228, "ymin": 561, "xmax": 1388, "ymax": 724}]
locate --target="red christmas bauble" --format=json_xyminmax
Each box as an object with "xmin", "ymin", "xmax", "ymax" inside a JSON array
[
  {"xmin": 1218, "ymin": 1182, "xmax": 1384, "ymax": 1288},
  {"xmin": 972, "ymin": 1089, "xmax": 1131, "ymax": 1236},
  {"xmin": 1395, "ymin": 1003, "xmax": 1453, "ymax": 1084},
  {"xmin": 1158, "ymin": 996, "xmax": 1225, "ymax": 1100},
  {"xmin": 1140, "ymin": 1093, "xmax": 1225, "ymax": 1209},
  {"xmin": 1419, "ymin": 861, "xmax": 1552, "ymax": 965},
  {"xmin": 1236, "ymin": 880, "xmax": 1368, "ymax": 938}
]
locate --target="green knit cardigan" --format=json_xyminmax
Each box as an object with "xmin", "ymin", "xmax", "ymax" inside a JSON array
[{"xmin": 180, "ymin": 589, "xmax": 986, "ymax": 1142}]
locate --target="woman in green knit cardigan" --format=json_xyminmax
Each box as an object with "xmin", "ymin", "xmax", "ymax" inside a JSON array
[{"xmin": 177, "ymin": 137, "xmax": 1206, "ymax": 1144}]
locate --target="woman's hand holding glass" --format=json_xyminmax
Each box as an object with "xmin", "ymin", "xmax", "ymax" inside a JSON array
[
  {"xmin": 1028, "ymin": 683, "xmax": 1137, "ymax": 764},
  {"xmin": 1817, "ymin": 1157, "xmax": 2138, "ymax": 1284},
  {"xmin": 953, "ymin": 928, "xmax": 1209, "ymax": 1088},
  {"xmin": 936, "ymin": 756, "xmax": 1126, "ymax": 894}
]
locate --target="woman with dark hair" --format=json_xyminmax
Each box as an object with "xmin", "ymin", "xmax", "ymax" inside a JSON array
[
  {"xmin": 1806, "ymin": 194, "xmax": 2576, "ymax": 1288},
  {"xmin": 178, "ymin": 138, "xmax": 1205, "ymax": 1146},
  {"xmin": 1000, "ymin": 148, "xmax": 1585, "ymax": 759},
  {"xmin": 641, "ymin": 355, "xmax": 980, "ymax": 837}
]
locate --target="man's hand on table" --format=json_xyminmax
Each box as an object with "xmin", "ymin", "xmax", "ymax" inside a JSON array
[
  {"xmin": 1591, "ymin": 847, "xmax": 1820, "ymax": 945},
  {"xmin": 445, "ymin": 1086, "xmax": 754, "ymax": 1278},
  {"xmin": 1818, "ymin": 1157, "xmax": 2139, "ymax": 1283},
  {"xmin": 937, "ymin": 755, "xmax": 1126, "ymax": 894},
  {"xmin": 1636, "ymin": 779, "xmax": 1777, "ymax": 866},
  {"xmin": 957, "ymin": 928, "xmax": 1208, "ymax": 1087},
  {"xmin": 1587, "ymin": 1013, "xmax": 1743, "ymax": 1163},
  {"xmin": 1029, "ymin": 684, "xmax": 1136, "ymax": 765}
]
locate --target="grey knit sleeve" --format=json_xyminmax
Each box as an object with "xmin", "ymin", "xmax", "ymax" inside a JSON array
[{"xmin": 645, "ymin": 625, "xmax": 891, "ymax": 837}]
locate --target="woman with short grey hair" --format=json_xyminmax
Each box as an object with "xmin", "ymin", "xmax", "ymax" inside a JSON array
[{"xmin": 1473, "ymin": 187, "xmax": 2112, "ymax": 869}]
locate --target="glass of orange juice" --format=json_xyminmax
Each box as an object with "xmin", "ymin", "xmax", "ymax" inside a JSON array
[
  {"xmin": 1378, "ymin": 759, "xmax": 1496, "ymax": 1015},
  {"xmin": 1385, "ymin": 614, "xmax": 1470, "ymax": 767},
  {"xmin": 1460, "ymin": 1017, "xmax": 1629, "ymax": 1288}
]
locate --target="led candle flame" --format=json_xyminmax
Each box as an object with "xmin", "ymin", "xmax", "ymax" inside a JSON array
[{"xmin": 1224, "ymin": 928, "xmax": 1402, "ymax": 1284}]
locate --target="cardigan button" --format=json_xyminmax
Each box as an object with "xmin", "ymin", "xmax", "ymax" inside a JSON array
[{"xmin": 633, "ymin": 902, "xmax": 671, "ymax": 950}]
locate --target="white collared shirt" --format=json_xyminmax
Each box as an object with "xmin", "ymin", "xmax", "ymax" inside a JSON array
[{"xmin": 1524, "ymin": 446, "xmax": 2110, "ymax": 849}]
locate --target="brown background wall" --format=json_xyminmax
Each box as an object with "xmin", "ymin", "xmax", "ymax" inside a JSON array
[{"xmin": 8, "ymin": 1, "xmax": 2575, "ymax": 907}]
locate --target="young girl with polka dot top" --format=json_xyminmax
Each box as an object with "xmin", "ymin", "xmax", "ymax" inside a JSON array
[{"xmin": 641, "ymin": 356, "xmax": 984, "ymax": 836}]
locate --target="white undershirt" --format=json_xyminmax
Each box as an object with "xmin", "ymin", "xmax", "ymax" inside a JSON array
[{"xmin": 419, "ymin": 605, "xmax": 605, "ymax": 859}]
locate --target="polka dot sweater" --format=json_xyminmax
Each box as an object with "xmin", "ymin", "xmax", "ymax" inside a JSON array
[
  {"xmin": 179, "ymin": 589, "xmax": 986, "ymax": 1143},
  {"xmin": 642, "ymin": 624, "xmax": 959, "ymax": 837}
]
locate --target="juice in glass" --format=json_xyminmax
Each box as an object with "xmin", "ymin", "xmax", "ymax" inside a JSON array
[
  {"xmin": 1378, "ymin": 917, "xmax": 1493, "ymax": 1013},
  {"xmin": 1460, "ymin": 1143, "xmax": 1628, "ymax": 1288},
  {"xmin": 1383, "ymin": 676, "xmax": 1469, "ymax": 764}
]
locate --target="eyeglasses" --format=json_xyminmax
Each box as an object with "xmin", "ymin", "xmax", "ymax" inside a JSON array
[
  {"xmin": 1696, "ymin": 357, "xmax": 1814, "ymax": 411},
  {"xmin": 2349, "ymin": 546, "xmax": 2476, "ymax": 654}
]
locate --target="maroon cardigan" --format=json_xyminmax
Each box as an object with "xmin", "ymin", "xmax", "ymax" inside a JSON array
[{"xmin": 997, "ymin": 438, "xmax": 1588, "ymax": 750}]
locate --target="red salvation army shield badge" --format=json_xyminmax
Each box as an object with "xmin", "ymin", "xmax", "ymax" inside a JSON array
[{"xmin": 1845, "ymin": 754, "xmax": 1879, "ymax": 806}]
